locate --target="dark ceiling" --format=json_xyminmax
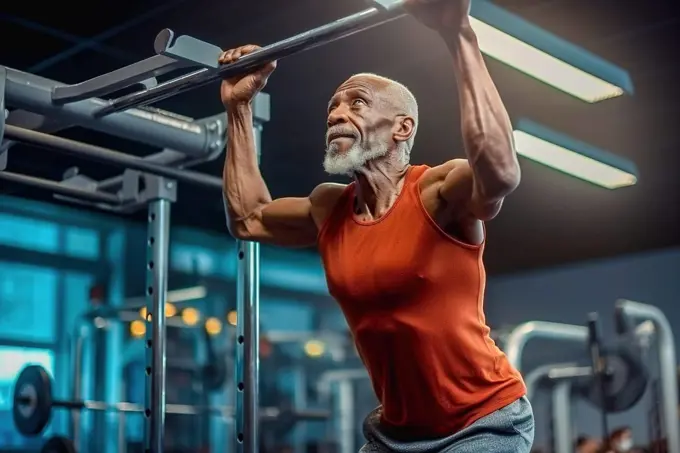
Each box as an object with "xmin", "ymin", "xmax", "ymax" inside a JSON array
[{"xmin": 1, "ymin": 0, "xmax": 679, "ymax": 275}]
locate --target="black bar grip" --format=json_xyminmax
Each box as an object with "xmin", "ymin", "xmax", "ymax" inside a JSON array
[{"xmin": 587, "ymin": 312, "xmax": 601, "ymax": 346}]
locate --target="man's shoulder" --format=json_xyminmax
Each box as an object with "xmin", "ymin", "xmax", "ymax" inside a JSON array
[
  {"xmin": 309, "ymin": 182, "xmax": 348, "ymax": 208},
  {"xmin": 309, "ymin": 182, "xmax": 349, "ymax": 231},
  {"xmin": 417, "ymin": 159, "xmax": 470, "ymax": 185}
]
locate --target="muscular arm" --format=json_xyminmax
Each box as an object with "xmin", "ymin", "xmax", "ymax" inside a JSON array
[
  {"xmin": 439, "ymin": 22, "xmax": 521, "ymax": 221},
  {"xmin": 223, "ymin": 103, "xmax": 336, "ymax": 247}
]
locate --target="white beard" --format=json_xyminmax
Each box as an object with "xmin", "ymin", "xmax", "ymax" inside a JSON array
[{"xmin": 323, "ymin": 141, "xmax": 390, "ymax": 176}]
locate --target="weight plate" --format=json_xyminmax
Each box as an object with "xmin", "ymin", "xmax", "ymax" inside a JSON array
[
  {"xmin": 41, "ymin": 435, "xmax": 77, "ymax": 453},
  {"xmin": 13, "ymin": 365, "xmax": 53, "ymax": 436},
  {"xmin": 577, "ymin": 344, "xmax": 649, "ymax": 413}
]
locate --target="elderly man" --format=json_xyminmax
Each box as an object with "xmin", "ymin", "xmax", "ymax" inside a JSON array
[{"xmin": 220, "ymin": 0, "xmax": 534, "ymax": 451}]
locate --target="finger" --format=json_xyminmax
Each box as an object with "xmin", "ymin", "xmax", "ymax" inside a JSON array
[
  {"xmin": 239, "ymin": 44, "xmax": 261, "ymax": 56},
  {"xmin": 226, "ymin": 45, "xmax": 259, "ymax": 63},
  {"xmin": 218, "ymin": 51, "xmax": 228, "ymax": 64},
  {"xmin": 219, "ymin": 51, "xmax": 234, "ymax": 65},
  {"xmin": 255, "ymin": 61, "xmax": 277, "ymax": 79},
  {"xmin": 221, "ymin": 49, "xmax": 236, "ymax": 64},
  {"xmin": 263, "ymin": 60, "xmax": 277, "ymax": 74}
]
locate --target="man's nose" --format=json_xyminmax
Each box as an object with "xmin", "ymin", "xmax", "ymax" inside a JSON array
[{"xmin": 327, "ymin": 106, "xmax": 349, "ymax": 128}]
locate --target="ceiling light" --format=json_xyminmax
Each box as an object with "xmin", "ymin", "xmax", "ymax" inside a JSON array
[
  {"xmin": 470, "ymin": 1, "xmax": 633, "ymax": 102},
  {"xmin": 513, "ymin": 119, "xmax": 638, "ymax": 189}
]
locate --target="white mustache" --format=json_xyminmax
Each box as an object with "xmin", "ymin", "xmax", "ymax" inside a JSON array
[{"xmin": 326, "ymin": 126, "xmax": 357, "ymax": 144}]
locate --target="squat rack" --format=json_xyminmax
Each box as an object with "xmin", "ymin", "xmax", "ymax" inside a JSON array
[{"xmin": 0, "ymin": 1, "xmax": 408, "ymax": 453}]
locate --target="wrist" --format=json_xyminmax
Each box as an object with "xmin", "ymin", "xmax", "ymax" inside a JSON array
[
  {"xmin": 226, "ymin": 101, "xmax": 253, "ymax": 119},
  {"xmin": 439, "ymin": 20, "xmax": 476, "ymax": 52}
]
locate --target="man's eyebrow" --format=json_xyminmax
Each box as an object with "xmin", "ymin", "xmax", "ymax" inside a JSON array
[{"xmin": 328, "ymin": 88, "xmax": 373, "ymax": 108}]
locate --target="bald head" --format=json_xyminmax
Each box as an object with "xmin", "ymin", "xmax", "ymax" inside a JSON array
[{"xmin": 347, "ymin": 73, "xmax": 419, "ymax": 155}]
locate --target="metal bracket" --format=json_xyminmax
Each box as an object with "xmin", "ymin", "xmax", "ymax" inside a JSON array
[
  {"xmin": 370, "ymin": 0, "xmax": 405, "ymax": 12},
  {"xmin": 53, "ymin": 167, "xmax": 122, "ymax": 210},
  {"xmin": 60, "ymin": 167, "xmax": 101, "ymax": 193},
  {"xmin": 194, "ymin": 112, "xmax": 227, "ymax": 162},
  {"xmin": 252, "ymin": 92, "xmax": 271, "ymax": 124},
  {"xmin": 54, "ymin": 170, "xmax": 178, "ymax": 214},
  {"xmin": 154, "ymin": 29, "xmax": 223, "ymax": 70},
  {"xmin": 51, "ymin": 55, "xmax": 189, "ymax": 104},
  {"xmin": 96, "ymin": 148, "xmax": 191, "ymax": 194},
  {"xmin": 120, "ymin": 171, "xmax": 178, "ymax": 213}
]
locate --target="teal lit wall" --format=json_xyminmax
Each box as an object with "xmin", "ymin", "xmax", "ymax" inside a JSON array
[
  {"xmin": 0, "ymin": 194, "xmax": 337, "ymax": 449},
  {"xmin": 0, "ymin": 196, "xmax": 121, "ymax": 449}
]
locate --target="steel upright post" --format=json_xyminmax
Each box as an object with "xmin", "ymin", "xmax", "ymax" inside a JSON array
[
  {"xmin": 234, "ymin": 123, "xmax": 263, "ymax": 453},
  {"xmin": 145, "ymin": 198, "xmax": 171, "ymax": 452}
]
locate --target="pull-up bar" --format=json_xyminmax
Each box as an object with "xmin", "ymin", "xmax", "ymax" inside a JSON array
[
  {"xmin": 4, "ymin": 125, "xmax": 223, "ymax": 191},
  {"xmin": 96, "ymin": 0, "xmax": 407, "ymax": 115}
]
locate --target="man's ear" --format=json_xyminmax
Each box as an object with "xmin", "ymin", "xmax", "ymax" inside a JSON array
[{"xmin": 392, "ymin": 116, "xmax": 415, "ymax": 144}]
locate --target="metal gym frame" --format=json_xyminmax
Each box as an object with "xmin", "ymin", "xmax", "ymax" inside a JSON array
[
  {"xmin": 69, "ymin": 306, "xmax": 212, "ymax": 452},
  {"xmin": 0, "ymin": 1, "xmax": 409, "ymax": 452},
  {"xmin": 505, "ymin": 304, "xmax": 679, "ymax": 453}
]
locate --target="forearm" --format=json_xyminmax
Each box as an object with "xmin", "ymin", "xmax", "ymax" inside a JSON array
[
  {"xmin": 444, "ymin": 23, "xmax": 520, "ymax": 198},
  {"xmin": 223, "ymin": 103, "xmax": 272, "ymax": 227}
]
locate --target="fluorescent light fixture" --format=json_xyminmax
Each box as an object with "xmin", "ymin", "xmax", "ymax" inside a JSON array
[
  {"xmin": 470, "ymin": 0, "xmax": 633, "ymax": 102},
  {"xmin": 513, "ymin": 119, "xmax": 638, "ymax": 189}
]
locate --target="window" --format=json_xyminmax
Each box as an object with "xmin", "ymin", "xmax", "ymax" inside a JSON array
[
  {"xmin": 0, "ymin": 214, "xmax": 59, "ymax": 254},
  {"xmin": 0, "ymin": 263, "xmax": 58, "ymax": 343},
  {"xmin": 64, "ymin": 226, "xmax": 100, "ymax": 260},
  {"xmin": 0, "ymin": 213, "xmax": 101, "ymax": 260}
]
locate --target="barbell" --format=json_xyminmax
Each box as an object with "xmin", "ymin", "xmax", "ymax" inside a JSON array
[
  {"xmin": 543, "ymin": 338, "xmax": 649, "ymax": 413},
  {"xmin": 575, "ymin": 343, "xmax": 649, "ymax": 413},
  {"xmin": 13, "ymin": 365, "xmax": 329, "ymax": 436},
  {"xmin": 552, "ymin": 312, "xmax": 649, "ymax": 424}
]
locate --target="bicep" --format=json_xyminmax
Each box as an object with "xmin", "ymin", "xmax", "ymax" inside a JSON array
[{"xmin": 239, "ymin": 197, "xmax": 319, "ymax": 247}]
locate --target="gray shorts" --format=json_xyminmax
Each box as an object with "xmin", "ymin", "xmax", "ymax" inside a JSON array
[{"xmin": 360, "ymin": 397, "xmax": 535, "ymax": 453}]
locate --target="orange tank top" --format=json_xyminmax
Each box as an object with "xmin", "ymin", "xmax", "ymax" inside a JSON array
[{"xmin": 317, "ymin": 165, "xmax": 526, "ymax": 438}]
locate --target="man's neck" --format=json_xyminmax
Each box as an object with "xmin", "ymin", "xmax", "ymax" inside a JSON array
[{"xmin": 352, "ymin": 157, "xmax": 409, "ymax": 220}]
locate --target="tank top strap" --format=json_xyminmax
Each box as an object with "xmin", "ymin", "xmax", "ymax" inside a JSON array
[{"xmin": 405, "ymin": 164, "xmax": 430, "ymax": 199}]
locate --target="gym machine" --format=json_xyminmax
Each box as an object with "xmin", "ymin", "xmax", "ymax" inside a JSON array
[
  {"xmin": 616, "ymin": 300, "xmax": 679, "ymax": 453},
  {"xmin": 316, "ymin": 369, "xmax": 372, "ymax": 453},
  {"xmin": 524, "ymin": 320, "xmax": 654, "ymax": 400},
  {"xmin": 68, "ymin": 305, "xmax": 226, "ymax": 452},
  {"xmin": 506, "ymin": 300, "xmax": 679, "ymax": 453},
  {"xmin": 1, "ymin": 2, "xmax": 412, "ymax": 452}
]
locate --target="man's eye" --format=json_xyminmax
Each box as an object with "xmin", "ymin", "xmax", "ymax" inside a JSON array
[{"xmin": 352, "ymin": 99, "xmax": 366, "ymax": 106}]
